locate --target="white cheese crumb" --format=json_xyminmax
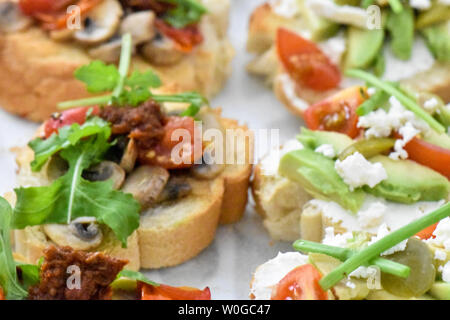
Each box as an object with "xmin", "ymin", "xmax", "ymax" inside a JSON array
[
  {"xmin": 367, "ymin": 87, "xmax": 376, "ymax": 96},
  {"xmin": 410, "ymin": 0, "xmax": 432, "ymax": 9},
  {"xmin": 357, "ymin": 202, "xmax": 386, "ymax": 229},
  {"xmin": 315, "ymin": 144, "xmax": 336, "ymax": 158},
  {"xmin": 428, "ymin": 217, "xmax": 450, "ymax": 251},
  {"xmin": 269, "ymin": 0, "xmax": 300, "ymax": 18},
  {"xmin": 423, "ymin": 97, "xmax": 439, "ymax": 114},
  {"xmin": 345, "ymin": 280, "xmax": 356, "ymax": 289},
  {"xmin": 389, "ymin": 122, "xmax": 420, "ymax": 160},
  {"xmin": 442, "ymin": 262, "xmax": 450, "ymax": 283},
  {"xmin": 322, "ymin": 227, "xmax": 353, "ymax": 247},
  {"xmin": 335, "ymin": 152, "xmax": 387, "ymax": 191},
  {"xmin": 435, "ymin": 249, "xmax": 447, "ymax": 261},
  {"xmin": 369, "ymin": 223, "xmax": 408, "ymax": 256}
]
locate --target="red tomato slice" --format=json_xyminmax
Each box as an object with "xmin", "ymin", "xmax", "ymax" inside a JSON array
[
  {"xmin": 155, "ymin": 19, "xmax": 204, "ymax": 53},
  {"xmin": 402, "ymin": 137, "xmax": 450, "ymax": 179},
  {"xmin": 271, "ymin": 264, "xmax": 328, "ymax": 300},
  {"xmin": 43, "ymin": 106, "xmax": 100, "ymax": 138},
  {"xmin": 141, "ymin": 283, "xmax": 211, "ymax": 300},
  {"xmin": 0, "ymin": 287, "xmax": 4, "ymax": 300},
  {"xmin": 277, "ymin": 28, "xmax": 341, "ymax": 91},
  {"xmin": 139, "ymin": 116, "xmax": 201, "ymax": 169},
  {"xmin": 303, "ymin": 86, "xmax": 366, "ymax": 138},
  {"xmin": 416, "ymin": 222, "xmax": 438, "ymax": 240}
]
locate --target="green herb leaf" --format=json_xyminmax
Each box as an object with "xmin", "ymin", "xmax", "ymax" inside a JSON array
[
  {"xmin": 15, "ymin": 262, "xmax": 40, "ymax": 291},
  {"xmin": 116, "ymin": 270, "xmax": 159, "ymax": 287},
  {"xmin": 75, "ymin": 61, "xmax": 120, "ymax": 94},
  {"xmin": 356, "ymin": 89, "xmax": 390, "ymax": 116},
  {"xmin": 162, "ymin": 0, "xmax": 207, "ymax": 29},
  {"xmin": 386, "ymin": 5, "xmax": 414, "ymax": 60},
  {"xmin": 29, "ymin": 117, "xmax": 111, "ymax": 172},
  {"xmin": 0, "ymin": 197, "xmax": 28, "ymax": 300},
  {"xmin": 13, "ymin": 123, "xmax": 141, "ymax": 247},
  {"xmin": 125, "ymin": 71, "xmax": 162, "ymax": 90}
]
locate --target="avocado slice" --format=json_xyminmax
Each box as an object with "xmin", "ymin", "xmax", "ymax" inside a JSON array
[
  {"xmin": 416, "ymin": 4, "xmax": 450, "ymax": 30},
  {"xmin": 365, "ymin": 155, "xmax": 450, "ymax": 203},
  {"xmin": 428, "ymin": 281, "xmax": 450, "ymax": 300},
  {"xmin": 386, "ymin": 5, "xmax": 415, "ymax": 60},
  {"xmin": 422, "ymin": 130, "xmax": 450, "ymax": 150},
  {"xmin": 279, "ymin": 148, "xmax": 365, "ymax": 212},
  {"xmin": 345, "ymin": 26, "xmax": 385, "ymax": 69},
  {"xmin": 421, "ymin": 21, "xmax": 450, "ymax": 62},
  {"xmin": 298, "ymin": 0, "xmax": 340, "ymax": 41},
  {"xmin": 297, "ymin": 128, "xmax": 354, "ymax": 155}
]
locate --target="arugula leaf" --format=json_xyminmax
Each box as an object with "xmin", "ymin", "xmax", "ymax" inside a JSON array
[
  {"xmin": 75, "ymin": 61, "xmax": 120, "ymax": 93},
  {"xmin": 162, "ymin": 0, "xmax": 207, "ymax": 29},
  {"xmin": 15, "ymin": 262, "xmax": 40, "ymax": 291},
  {"xmin": 13, "ymin": 126, "xmax": 141, "ymax": 247},
  {"xmin": 29, "ymin": 117, "xmax": 111, "ymax": 172},
  {"xmin": 116, "ymin": 270, "xmax": 159, "ymax": 287},
  {"xmin": 0, "ymin": 197, "xmax": 28, "ymax": 300}
]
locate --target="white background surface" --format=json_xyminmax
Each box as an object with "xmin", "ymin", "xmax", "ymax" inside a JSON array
[{"xmin": 0, "ymin": 0, "xmax": 304, "ymax": 299}]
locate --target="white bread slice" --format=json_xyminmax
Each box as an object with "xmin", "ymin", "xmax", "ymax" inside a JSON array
[
  {"xmin": 0, "ymin": 0, "xmax": 234, "ymax": 122},
  {"xmin": 247, "ymin": 2, "xmax": 450, "ymax": 117},
  {"xmin": 9, "ymin": 112, "xmax": 253, "ymax": 270}
]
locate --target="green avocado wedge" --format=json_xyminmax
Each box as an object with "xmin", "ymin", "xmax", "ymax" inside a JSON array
[
  {"xmin": 297, "ymin": 128, "xmax": 354, "ymax": 155},
  {"xmin": 365, "ymin": 155, "xmax": 450, "ymax": 203},
  {"xmin": 421, "ymin": 21, "xmax": 450, "ymax": 62},
  {"xmin": 345, "ymin": 27, "xmax": 385, "ymax": 69},
  {"xmin": 386, "ymin": 5, "xmax": 415, "ymax": 60},
  {"xmin": 279, "ymin": 149, "xmax": 365, "ymax": 213}
]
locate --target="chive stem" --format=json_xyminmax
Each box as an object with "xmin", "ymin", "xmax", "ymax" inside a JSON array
[
  {"xmin": 293, "ymin": 240, "xmax": 410, "ymax": 278},
  {"xmin": 319, "ymin": 202, "xmax": 450, "ymax": 290},
  {"xmin": 112, "ymin": 33, "xmax": 132, "ymax": 99},
  {"xmin": 346, "ymin": 69, "xmax": 445, "ymax": 133},
  {"xmin": 58, "ymin": 94, "xmax": 112, "ymax": 110}
]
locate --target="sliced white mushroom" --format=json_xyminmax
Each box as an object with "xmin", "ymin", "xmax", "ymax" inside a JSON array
[
  {"xmin": 82, "ymin": 161, "xmax": 126, "ymax": 190},
  {"xmin": 141, "ymin": 35, "xmax": 184, "ymax": 66},
  {"xmin": 0, "ymin": 1, "xmax": 33, "ymax": 33},
  {"xmin": 120, "ymin": 10, "xmax": 156, "ymax": 45},
  {"xmin": 88, "ymin": 37, "xmax": 123, "ymax": 62},
  {"xmin": 191, "ymin": 144, "xmax": 225, "ymax": 180},
  {"xmin": 122, "ymin": 166, "xmax": 170, "ymax": 209},
  {"xmin": 157, "ymin": 176, "xmax": 192, "ymax": 203},
  {"xmin": 74, "ymin": 0, "xmax": 123, "ymax": 45},
  {"xmin": 43, "ymin": 220, "xmax": 103, "ymax": 251},
  {"xmin": 120, "ymin": 138, "xmax": 138, "ymax": 173}
]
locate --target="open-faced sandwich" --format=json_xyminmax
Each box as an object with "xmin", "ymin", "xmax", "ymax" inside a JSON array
[
  {"xmin": 4, "ymin": 34, "xmax": 252, "ymax": 273},
  {"xmin": 247, "ymin": 0, "xmax": 450, "ymax": 118},
  {"xmin": 0, "ymin": 197, "xmax": 212, "ymax": 300},
  {"xmin": 0, "ymin": 0, "xmax": 234, "ymax": 121},
  {"xmin": 250, "ymin": 201, "xmax": 450, "ymax": 300}
]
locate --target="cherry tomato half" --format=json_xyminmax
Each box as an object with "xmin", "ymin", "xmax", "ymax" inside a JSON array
[
  {"xmin": 0, "ymin": 287, "xmax": 5, "ymax": 300},
  {"xmin": 271, "ymin": 264, "xmax": 328, "ymax": 300},
  {"xmin": 303, "ymin": 86, "xmax": 367, "ymax": 138},
  {"xmin": 403, "ymin": 137, "xmax": 450, "ymax": 180},
  {"xmin": 141, "ymin": 283, "xmax": 211, "ymax": 300},
  {"xmin": 277, "ymin": 28, "xmax": 341, "ymax": 91},
  {"xmin": 155, "ymin": 19, "xmax": 203, "ymax": 53},
  {"xmin": 416, "ymin": 222, "xmax": 438, "ymax": 240},
  {"xmin": 43, "ymin": 106, "xmax": 100, "ymax": 138}
]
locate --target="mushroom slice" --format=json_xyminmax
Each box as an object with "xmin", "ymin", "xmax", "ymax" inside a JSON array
[
  {"xmin": 157, "ymin": 176, "xmax": 192, "ymax": 203},
  {"xmin": 43, "ymin": 219, "xmax": 103, "ymax": 251},
  {"xmin": 191, "ymin": 149, "xmax": 225, "ymax": 180},
  {"xmin": 122, "ymin": 166, "xmax": 170, "ymax": 209},
  {"xmin": 88, "ymin": 37, "xmax": 123, "ymax": 62},
  {"xmin": 141, "ymin": 35, "xmax": 184, "ymax": 66},
  {"xmin": 0, "ymin": 1, "xmax": 33, "ymax": 33},
  {"xmin": 74, "ymin": 0, "xmax": 123, "ymax": 45},
  {"xmin": 120, "ymin": 138, "xmax": 138, "ymax": 173},
  {"xmin": 82, "ymin": 161, "xmax": 126, "ymax": 190},
  {"xmin": 120, "ymin": 10, "xmax": 156, "ymax": 45}
]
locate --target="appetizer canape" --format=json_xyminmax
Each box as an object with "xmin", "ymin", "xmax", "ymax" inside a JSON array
[
  {"xmin": 247, "ymin": 0, "xmax": 450, "ymax": 117},
  {"xmin": 5, "ymin": 34, "xmax": 252, "ymax": 271},
  {"xmin": 0, "ymin": 0, "xmax": 234, "ymax": 121}
]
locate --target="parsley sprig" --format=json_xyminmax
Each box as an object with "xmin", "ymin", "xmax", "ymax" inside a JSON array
[
  {"xmin": 58, "ymin": 34, "xmax": 207, "ymax": 115},
  {"xmin": 162, "ymin": 0, "xmax": 208, "ymax": 29}
]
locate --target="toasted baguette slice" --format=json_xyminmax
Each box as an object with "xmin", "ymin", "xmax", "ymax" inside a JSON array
[
  {"xmin": 0, "ymin": 0, "xmax": 234, "ymax": 122},
  {"xmin": 139, "ymin": 117, "xmax": 253, "ymax": 268},
  {"xmin": 10, "ymin": 112, "xmax": 253, "ymax": 270},
  {"xmin": 247, "ymin": 3, "xmax": 450, "ymax": 117}
]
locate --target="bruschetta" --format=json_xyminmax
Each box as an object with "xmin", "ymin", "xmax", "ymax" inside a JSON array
[
  {"xmin": 0, "ymin": 0, "xmax": 234, "ymax": 121},
  {"xmin": 247, "ymin": 0, "xmax": 450, "ymax": 118}
]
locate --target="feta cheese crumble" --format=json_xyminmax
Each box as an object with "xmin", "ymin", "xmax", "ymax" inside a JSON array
[
  {"xmin": 427, "ymin": 217, "xmax": 450, "ymax": 251},
  {"xmin": 315, "ymin": 144, "xmax": 336, "ymax": 158},
  {"xmin": 335, "ymin": 152, "xmax": 387, "ymax": 190},
  {"xmin": 435, "ymin": 249, "xmax": 447, "ymax": 261},
  {"xmin": 410, "ymin": 0, "xmax": 432, "ymax": 10},
  {"xmin": 357, "ymin": 202, "xmax": 386, "ymax": 229},
  {"xmin": 442, "ymin": 262, "xmax": 450, "ymax": 283},
  {"xmin": 369, "ymin": 223, "xmax": 408, "ymax": 256},
  {"xmin": 322, "ymin": 227, "xmax": 353, "ymax": 247},
  {"xmin": 423, "ymin": 97, "xmax": 440, "ymax": 114},
  {"xmin": 350, "ymin": 266, "xmax": 379, "ymax": 279},
  {"xmin": 269, "ymin": 0, "xmax": 300, "ymax": 18}
]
